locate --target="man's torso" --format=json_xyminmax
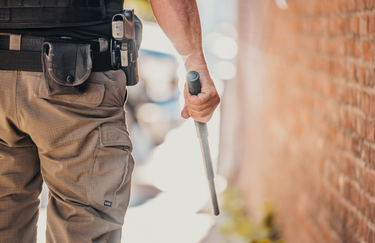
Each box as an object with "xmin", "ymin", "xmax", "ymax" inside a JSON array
[{"xmin": 0, "ymin": 0, "xmax": 124, "ymax": 39}]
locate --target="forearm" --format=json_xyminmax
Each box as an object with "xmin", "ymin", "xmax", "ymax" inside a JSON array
[
  {"xmin": 150, "ymin": 0, "xmax": 220, "ymax": 123},
  {"xmin": 149, "ymin": 0, "xmax": 207, "ymax": 71}
]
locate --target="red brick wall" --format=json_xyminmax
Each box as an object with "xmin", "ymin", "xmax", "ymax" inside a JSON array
[{"xmin": 236, "ymin": 0, "xmax": 375, "ymax": 242}]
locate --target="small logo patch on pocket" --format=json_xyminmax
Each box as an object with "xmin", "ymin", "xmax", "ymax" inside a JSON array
[{"xmin": 104, "ymin": 200, "xmax": 113, "ymax": 207}]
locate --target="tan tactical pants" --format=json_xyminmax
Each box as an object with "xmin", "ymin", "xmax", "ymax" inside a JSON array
[{"xmin": 0, "ymin": 70, "xmax": 134, "ymax": 243}]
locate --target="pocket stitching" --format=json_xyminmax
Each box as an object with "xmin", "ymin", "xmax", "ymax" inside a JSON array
[{"xmin": 113, "ymin": 150, "xmax": 129, "ymax": 208}]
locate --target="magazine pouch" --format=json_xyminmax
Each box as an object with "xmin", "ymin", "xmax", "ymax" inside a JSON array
[{"xmin": 42, "ymin": 41, "xmax": 92, "ymax": 95}]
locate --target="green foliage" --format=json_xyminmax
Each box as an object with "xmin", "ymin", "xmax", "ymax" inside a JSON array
[
  {"xmin": 220, "ymin": 188, "xmax": 286, "ymax": 243},
  {"xmin": 124, "ymin": 0, "xmax": 156, "ymax": 22}
]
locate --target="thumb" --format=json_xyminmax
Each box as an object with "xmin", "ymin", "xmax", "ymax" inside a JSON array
[{"xmin": 181, "ymin": 106, "xmax": 190, "ymax": 119}]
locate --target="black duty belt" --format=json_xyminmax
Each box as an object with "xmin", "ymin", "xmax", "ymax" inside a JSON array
[{"xmin": 0, "ymin": 35, "xmax": 112, "ymax": 72}]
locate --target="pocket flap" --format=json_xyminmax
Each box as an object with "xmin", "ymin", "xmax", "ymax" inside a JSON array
[
  {"xmin": 100, "ymin": 124, "xmax": 133, "ymax": 151},
  {"xmin": 36, "ymin": 77, "xmax": 105, "ymax": 108},
  {"xmin": 42, "ymin": 41, "xmax": 92, "ymax": 87}
]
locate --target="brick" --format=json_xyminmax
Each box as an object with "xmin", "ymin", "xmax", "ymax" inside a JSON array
[
  {"xmin": 320, "ymin": 56, "xmax": 331, "ymax": 75},
  {"xmin": 357, "ymin": 166, "xmax": 366, "ymax": 189},
  {"xmin": 339, "ymin": 0, "xmax": 348, "ymax": 11},
  {"xmin": 369, "ymin": 147, "xmax": 375, "ymax": 169},
  {"xmin": 317, "ymin": 219, "xmax": 333, "ymax": 242},
  {"xmin": 328, "ymin": 163, "xmax": 341, "ymax": 190},
  {"xmin": 366, "ymin": 229, "xmax": 375, "ymax": 242},
  {"xmin": 369, "ymin": 15, "xmax": 375, "ymax": 34},
  {"xmin": 350, "ymin": 16, "xmax": 359, "ymax": 34},
  {"xmin": 331, "ymin": 0, "xmax": 341, "ymax": 13},
  {"xmin": 346, "ymin": 39, "xmax": 355, "ymax": 57},
  {"xmin": 363, "ymin": 41, "xmax": 373, "ymax": 62},
  {"xmin": 312, "ymin": 17, "xmax": 326, "ymax": 34},
  {"xmin": 366, "ymin": 200, "xmax": 375, "ymax": 224},
  {"xmin": 336, "ymin": 86, "xmax": 346, "ymax": 104},
  {"xmin": 346, "ymin": 203, "xmax": 359, "ymax": 229},
  {"xmin": 365, "ymin": 69, "xmax": 375, "ymax": 88},
  {"xmin": 354, "ymin": 88, "xmax": 361, "ymax": 108},
  {"xmin": 352, "ymin": 136, "xmax": 362, "ymax": 157},
  {"xmin": 361, "ymin": 90, "xmax": 370, "ymax": 113},
  {"xmin": 365, "ymin": 119, "xmax": 375, "ymax": 142},
  {"xmin": 345, "ymin": 112, "xmax": 354, "ymax": 132},
  {"xmin": 355, "ymin": 39, "xmax": 362, "ymax": 58},
  {"xmin": 359, "ymin": 15, "xmax": 368, "ymax": 36},
  {"xmin": 364, "ymin": 171, "xmax": 375, "ymax": 195},
  {"xmin": 333, "ymin": 38, "xmax": 346, "ymax": 57},
  {"xmin": 345, "ymin": 157, "xmax": 357, "ymax": 180},
  {"xmin": 348, "ymin": 63, "xmax": 356, "ymax": 82},
  {"xmin": 351, "ymin": 87, "xmax": 357, "ymax": 107},
  {"xmin": 332, "ymin": 62, "xmax": 340, "ymax": 79},
  {"xmin": 329, "ymin": 17, "xmax": 346, "ymax": 36},
  {"xmin": 348, "ymin": 0, "xmax": 357, "ymax": 11},
  {"xmin": 356, "ymin": 0, "xmax": 365, "ymax": 10},
  {"xmin": 362, "ymin": 142, "xmax": 370, "ymax": 164},
  {"xmin": 359, "ymin": 193, "xmax": 367, "ymax": 216},
  {"xmin": 365, "ymin": 0, "xmax": 373, "ymax": 9},
  {"xmin": 370, "ymin": 95, "xmax": 375, "ymax": 116},
  {"xmin": 356, "ymin": 66, "xmax": 366, "ymax": 85},
  {"xmin": 356, "ymin": 113, "xmax": 366, "ymax": 137}
]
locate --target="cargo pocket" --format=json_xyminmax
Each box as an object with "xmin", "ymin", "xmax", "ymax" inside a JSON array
[{"xmin": 89, "ymin": 123, "xmax": 134, "ymax": 214}]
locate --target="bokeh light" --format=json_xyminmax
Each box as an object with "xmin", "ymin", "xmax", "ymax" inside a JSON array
[
  {"xmin": 213, "ymin": 61, "xmax": 237, "ymax": 80},
  {"xmin": 275, "ymin": 0, "xmax": 288, "ymax": 9},
  {"xmin": 204, "ymin": 32, "xmax": 238, "ymax": 60}
]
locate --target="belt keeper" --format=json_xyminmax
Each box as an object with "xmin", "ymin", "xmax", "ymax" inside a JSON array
[{"xmin": 9, "ymin": 34, "xmax": 21, "ymax": 51}]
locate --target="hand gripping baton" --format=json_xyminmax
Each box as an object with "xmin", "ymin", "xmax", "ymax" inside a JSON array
[{"xmin": 186, "ymin": 71, "xmax": 220, "ymax": 216}]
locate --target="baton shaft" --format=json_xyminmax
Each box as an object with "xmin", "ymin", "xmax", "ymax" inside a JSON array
[
  {"xmin": 186, "ymin": 71, "xmax": 220, "ymax": 216},
  {"xmin": 196, "ymin": 122, "xmax": 214, "ymax": 180},
  {"xmin": 209, "ymin": 179, "xmax": 220, "ymax": 216}
]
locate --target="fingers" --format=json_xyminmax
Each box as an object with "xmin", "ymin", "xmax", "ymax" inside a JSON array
[
  {"xmin": 184, "ymin": 95, "xmax": 219, "ymax": 122},
  {"xmin": 181, "ymin": 71, "xmax": 220, "ymax": 123}
]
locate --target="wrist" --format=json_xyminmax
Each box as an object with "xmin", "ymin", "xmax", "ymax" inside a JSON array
[{"xmin": 183, "ymin": 52, "xmax": 208, "ymax": 72}]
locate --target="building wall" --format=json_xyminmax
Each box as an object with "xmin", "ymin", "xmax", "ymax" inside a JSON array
[{"xmin": 236, "ymin": 0, "xmax": 375, "ymax": 242}]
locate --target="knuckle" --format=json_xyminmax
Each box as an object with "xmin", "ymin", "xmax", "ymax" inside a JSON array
[
  {"xmin": 188, "ymin": 96, "xmax": 200, "ymax": 105},
  {"xmin": 196, "ymin": 98, "xmax": 204, "ymax": 106},
  {"xmin": 207, "ymin": 90, "xmax": 216, "ymax": 98}
]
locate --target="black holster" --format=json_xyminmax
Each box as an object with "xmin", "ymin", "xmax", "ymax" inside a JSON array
[{"xmin": 111, "ymin": 9, "xmax": 143, "ymax": 86}]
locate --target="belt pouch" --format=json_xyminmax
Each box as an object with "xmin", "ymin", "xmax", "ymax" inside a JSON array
[{"xmin": 42, "ymin": 41, "xmax": 92, "ymax": 96}]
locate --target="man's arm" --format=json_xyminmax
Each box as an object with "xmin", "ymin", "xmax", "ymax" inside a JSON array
[{"xmin": 149, "ymin": 0, "xmax": 220, "ymax": 123}]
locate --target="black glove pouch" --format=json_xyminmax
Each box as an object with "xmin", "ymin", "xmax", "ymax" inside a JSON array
[{"xmin": 42, "ymin": 41, "xmax": 92, "ymax": 95}]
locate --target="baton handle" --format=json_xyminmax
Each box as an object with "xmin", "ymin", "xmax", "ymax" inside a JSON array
[
  {"xmin": 186, "ymin": 71, "xmax": 220, "ymax": 216},
  {"xmin": 186, "ymin": 71, "xmax": 201, "ymax": 95}
]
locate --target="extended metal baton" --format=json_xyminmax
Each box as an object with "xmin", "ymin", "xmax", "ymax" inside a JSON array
[{"xmin": 186, "ymin": 71, "xmax": 220, "ymax": 216}]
